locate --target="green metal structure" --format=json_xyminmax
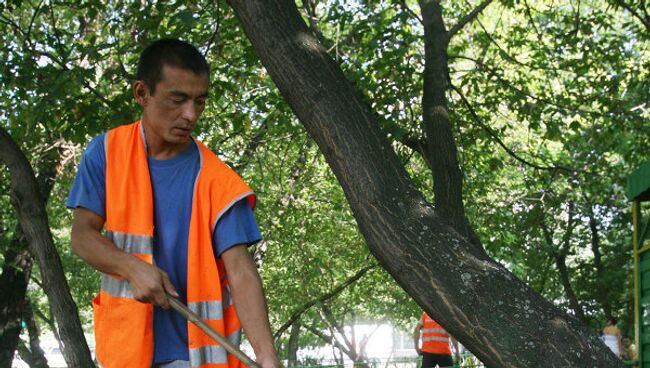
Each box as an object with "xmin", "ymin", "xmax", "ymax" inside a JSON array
[{"xmin": 629, "ymin": 159, "xmax": 650, "ymax": 367}]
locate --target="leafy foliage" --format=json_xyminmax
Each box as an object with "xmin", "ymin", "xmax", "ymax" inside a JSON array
[{"xmin": 0, "ymin": 0, "xmax": 648, "ymax": 362}]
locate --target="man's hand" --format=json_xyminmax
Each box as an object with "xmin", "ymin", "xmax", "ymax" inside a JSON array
[
  {"xmin": 415, "ymin": 348, "xmax": 422, "ymax": 355},
  {"xmin": 125, "ymin": 258, "xmax": 178, "ymax": 309},
  {"xmin": 257, "ymin": 354, "xmax": 283, "ymax": 368}
]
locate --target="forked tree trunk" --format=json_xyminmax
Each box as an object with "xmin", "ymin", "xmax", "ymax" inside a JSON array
[
  {"xmin": 0, "ymin": 138, "xmax": 61, "ymax": 367},
  {"xmin": 226, "ymin": 1, "xmax": 622, "ymax": 367},
  {"xmin": 0, "ymin": 128, "xmax": 94, "ymax": 367}
]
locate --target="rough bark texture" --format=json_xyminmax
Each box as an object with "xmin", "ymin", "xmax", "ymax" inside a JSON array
[
  {"xmin": 418, "ymin": 0, "xmax": 483, "ymax": 253},
  {"xmin": 226, "ymin": 1, "xmax": 623, "ymax": 367},
  {"xmin": 0, "ymin": 238, "xmax": 31, "ymax": 368},
  {"xmin": 0, "ymin": 138, "xmax": 60, "ymax": 367},
  {"xmin": 0, "ymin": 127, "xmax": 94, "ymax": 367}
]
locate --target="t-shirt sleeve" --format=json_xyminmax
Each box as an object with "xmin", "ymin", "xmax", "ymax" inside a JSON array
[
  {"xmin": 213, "ymin": 198, "xmax": 262, "ymax": 256},
  {"xmin": 66, "ymin": 134, "xmax": 107, "ymax": 218}
]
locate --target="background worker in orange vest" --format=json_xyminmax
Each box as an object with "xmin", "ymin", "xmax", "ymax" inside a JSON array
[
  {"xmin": 68, "ymin": 39, "xmax": 282, "ymax": 368},
  {"xmin": 413, "ymin": 312, "xmax": 461, "ymax": 368}
]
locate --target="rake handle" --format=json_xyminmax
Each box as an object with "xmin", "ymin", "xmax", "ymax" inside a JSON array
[{"xmin": 167, "ymin": 294, "xmax": 261, "ymax": 368}]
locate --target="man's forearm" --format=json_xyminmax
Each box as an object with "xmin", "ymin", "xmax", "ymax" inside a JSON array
[
  {"xmin": 71, "ymin": 209, "xmax": 138, "ymax": 277},
  {"xmin": 224, "ymin": 246, "xmax": 280, "ymax": 367},
  {"xmin": 71, "ymin": 208, "xmax": 176, "ymax": 307}
]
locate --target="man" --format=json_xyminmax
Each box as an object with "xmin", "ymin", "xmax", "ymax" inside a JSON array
[
  {"xmin": 413, "ymin": 312, "xmax": 460, "ymax": 368},
  {"xmin": 68, "ymin": 38, "xmax": 281, "ymax": 368}
]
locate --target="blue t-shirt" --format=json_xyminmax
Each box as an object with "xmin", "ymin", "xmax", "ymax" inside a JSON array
[{"xmin": 67, "ymin": 134, "xmax": 262, "ymax": 364}]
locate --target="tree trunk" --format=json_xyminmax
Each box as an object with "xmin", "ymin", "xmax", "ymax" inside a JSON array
[
  {"xmin": 418, "ymin": 0, "xmax": 483, "ymax": 253},
  {"xmin": 287, "ymin": 321, "xmax": 300, "ymax": 367},
  {"xmin": 0, "ymin": 243, "xmax": 31, "ymax": 368},
  {"xmin": 225, "ymin": 1, "xmax": 622, "ymax": 366},
  {"xmin": 553, "ymin": 254, "xmax": 586, "ymax": 323},
  {"xmin": 0, "ymin": 137, "xmax": 61, "ymax": 368},
  {"xmin": 541, "ymin": 204, "xmax": 585, "ymax": 323},
  {"xmin": 587, "ymin": 204, "xmax": 613, "ymax": 320},
  {"xmin": 20, "ymin": 299, "xmax": 49, "ymax": 368},
  {"xmin": 0, "ymin": 128, "xmax": 94, "ymax": 367}
]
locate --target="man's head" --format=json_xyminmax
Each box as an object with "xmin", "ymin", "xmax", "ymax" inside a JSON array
[
  {"xmin": 134, "ymin": 39, "xmax": 210, "ymax": 153},
  {"xmin": 136, "ymin": 38, "xmax": 209, "ymax": 95},
  {"xmin": 622, "ymin": 337, "xmax": 631, "ymax": 347}
]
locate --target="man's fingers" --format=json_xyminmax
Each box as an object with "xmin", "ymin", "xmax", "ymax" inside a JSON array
[{"xmin": 162, "ymin": 271, "xmax": 179, "ymax": 297}]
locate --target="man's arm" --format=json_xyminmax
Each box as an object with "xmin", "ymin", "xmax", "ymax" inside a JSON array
[
  {"xmin": 70, "ymin": 207, "xmax": 177, "ymax": 308},
  {"xmin": 221, "ymin": 244, "xmax": 281, "ymax": 368},
  {"xmin": 413, "ymin": 321, "xmax": 423, "ymax": 355}
]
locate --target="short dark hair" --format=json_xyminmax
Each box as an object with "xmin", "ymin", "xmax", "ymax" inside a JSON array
[{"xmin": 136, "ymin": 38, "xmax": 209, "ymax": 94}]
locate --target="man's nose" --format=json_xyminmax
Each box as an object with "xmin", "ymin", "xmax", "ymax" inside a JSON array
[{"xmin": 181, "ymin": 101, "xmax": 200, "ymax": 122}]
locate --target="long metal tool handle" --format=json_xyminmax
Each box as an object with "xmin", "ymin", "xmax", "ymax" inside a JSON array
[{"xmin": 167, "ymin": 294, "xmax": 261, "ymax": 368}]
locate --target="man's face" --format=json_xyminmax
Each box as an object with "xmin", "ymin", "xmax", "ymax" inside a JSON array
[{"xmin": 135, "ymin": 65, "xmax": 209, "ymax": 149}]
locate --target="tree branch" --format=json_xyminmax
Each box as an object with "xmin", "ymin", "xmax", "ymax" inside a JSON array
[
  {"xmin": 273, "ymin": 264, "xmax": 377, "ymax": 339},
  {"xmin": 612, "ymin": 0, "xmax": 650, "ymax": 33},
  {"xmin": 304, "ymin": 324, "xmax": 353, "ymax": 357},
  {"xmin": 397, "ymin": 0, "xmax": 423, "ymax": 24},
  {"xmin": 450, "ymin": 83, "xmax": 577, "ymax": 172},
  {"xmin": 449, "ymin": 0, "xmax": 495, "ymax": 38},
  {"xmin": 204, "ymin": 1, "xmax": 221, "ymax": 56}
]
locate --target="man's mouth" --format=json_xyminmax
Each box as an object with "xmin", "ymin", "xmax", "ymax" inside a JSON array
[{"xmin": 174, "ymin": 126, "xmax": 192, "ymax": 133}]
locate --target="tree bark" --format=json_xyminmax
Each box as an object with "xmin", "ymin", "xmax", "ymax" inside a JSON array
[
  {"xmin": 0, "ymin": 242, "xmax": 32, "ymax": 368},
  {"xmin": 553, "ymin": 254, "xmax": 586, "ymax": 323},
  {"xmin": 286, "ymin": 321, "xmax": 300, "ymax": 367},
  {"xmin": 0, "ymin": 137, "xmax": 60, "ymax": 368},
  {"xmin": 225, "ymin": 1, "xmax": 623, "ymax": 367},
  {"xmin": 19, "ymin": 299, "xmax": 49, "ymax": 368},
  {"xmin": 0, "ymin": 242, "xmax": 31, "ymax": 368},
  {"xmin": 587, "ymin": 204, "xmax": 613, "ymax": 320},
  {"xmin": 541, "ymin": 204, "xmax": 586, "ymax": 323},
  {"xmin": 418, "ymin": 0, "xmax": 483, "ymax": 253},
  {"xmin": 0, "ymin": 127, "xmax": 94, "ymax": 367}
]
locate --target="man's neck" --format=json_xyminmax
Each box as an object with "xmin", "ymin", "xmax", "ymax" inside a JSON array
[{"xmin": 141, "ymin": 122, "xmax": 192, "ymax": 160}]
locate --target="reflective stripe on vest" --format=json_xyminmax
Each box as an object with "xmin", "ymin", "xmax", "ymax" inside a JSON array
[
  {"xmin": 94, "ymin": 121, "xmax": 255, "ymax": 368},
  {"xmin": 421, "ymin": 312, "xmax": 451, "ymax": 355},
  {"xmin": 189, "ymin": 330, "xmax": 242, "ymax": 365}
]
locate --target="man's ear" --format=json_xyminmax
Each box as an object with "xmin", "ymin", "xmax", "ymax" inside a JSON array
[{"xmin": 133, "ymin": 80, "xmax": 149, "ymax": 107}]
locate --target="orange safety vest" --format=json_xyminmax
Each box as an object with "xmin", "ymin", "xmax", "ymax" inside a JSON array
[
  {"xmin": 420, "ymin": 312, "xmax": 451, "ymax": 355},
  {"xmin": 92, "ymin": 121, "xmax": 255, "ymax": 368}
]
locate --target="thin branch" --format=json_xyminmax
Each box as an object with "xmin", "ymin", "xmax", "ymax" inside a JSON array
[
  {"xmin": 613, "ymin": 0, "xmax": 650, "ymax": 33},
  {"xmin": 273, "ymin": 264, "xmax": 377, "ymax": 339},
  {"xmin": 304, "ymin": 324, "xmax": 353, "ymax": 357},
  {"xmin": 26, "ymin": 0, "xmax": 45, "ymax": 40},
  {"xmin": 449, "ymin": 0, "xmax": 495, "ymax": 38},
  {"xmin": 449, "ymin": 83, "xmax": 577, "ymax": 173},
  {"xmin": 450, "ymin": 54, "xmax": 629, "ymax": 120},
  {"xmin": 35, "ymin": 50, "xmax": 113, "ymax": 107},
  {"xmin": 320, "ymin": 304, "xmax": 355, "ymax": 357},
  {"xmin": 204, "ymin": 1, "xmax": 221, "ymax": 56},
  {"xmin": 397, "ymin": 0, "xmax": 423, "ymax": 24}
]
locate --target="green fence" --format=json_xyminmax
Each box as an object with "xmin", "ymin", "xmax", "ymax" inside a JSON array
[
  {"xmin": 292, "ymin": 355, "xmax": 636, "ymax": 368},
  {"xmin": 292, "ymin": 355, "xmax": 484, "ymax": 368}
]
